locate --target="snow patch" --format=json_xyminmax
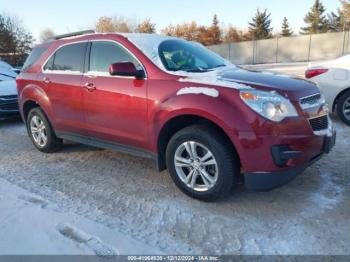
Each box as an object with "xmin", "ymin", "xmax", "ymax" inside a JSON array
[
  {"xmin": 176, "ymin": 68, "xmax": 252, "ymax": 90},
  {"xmin": 309, "ymin": 172, "xmax": 343, "ymax": 210},
  {"xmin": 177, "ymin": 87, "xmax": 219, "ymax": 98},
  {"xmin": 57, "ymin": 223, "xmax": 119, "ymax": 256}
]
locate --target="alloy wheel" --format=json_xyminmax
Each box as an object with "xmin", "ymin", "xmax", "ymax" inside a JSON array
[
  {"xmin": 174, "ymin": 141, "xmax": 218, "ymax": 192},
  {"xmin": 30, "ymin": 115, "xmax": 48, "ymax": 147},
  {"xmin": 343, "ymin": 97, "xmax": 350, "ymax": 121}
]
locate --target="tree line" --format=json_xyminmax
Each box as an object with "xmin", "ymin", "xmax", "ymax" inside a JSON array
[{"xmin": 92, "ymin": 0, "xmax": 349, "ymax": 46}]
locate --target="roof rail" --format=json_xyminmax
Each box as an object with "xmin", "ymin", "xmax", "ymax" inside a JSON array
[{"xmin": 50, "ymin": 30, "xmax": 95, "ymax": 40}]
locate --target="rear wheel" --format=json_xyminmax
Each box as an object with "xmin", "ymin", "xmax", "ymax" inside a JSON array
[
  {"xmin": 166, "ymin": 125, "xmax": 239, "ymax": 201},
  {"xmin": 337, "ymin": 91, "xmax": 350, "ymax": 125},
  {"xmin": 27, "ymin": 107, "xmax": 62, "ymax": 152}
]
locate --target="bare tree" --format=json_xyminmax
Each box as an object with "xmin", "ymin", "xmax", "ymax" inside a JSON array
[
  {"xmin": 0, "ymin": 13, "xmax": 33, "ymax": 66},
  {"xmin": 95, "ymin": 16, "xmax": 135, "ymax": 33},
  {"xmin": 223, "ymin": 25, "xmax": 242, "ymax": 43},
  {"xmin": 39, "ymin": 28, "xmax": 55, "ymax": 43},
  {"xmin": 136, "ymin": 18, "xmax": 156, "ymax": 33}
]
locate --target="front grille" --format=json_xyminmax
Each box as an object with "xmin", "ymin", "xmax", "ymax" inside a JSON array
[
  {"xmin": 0, "ymin": 95, "xmax": 17, "ymax": 100},
  {"xmin": 309, "ymin": 115, "xmax": 328, "ymax": 131},
  {"xmin": 0, "ymin": 103, "xmax": 18, "ymax": 111},
  {"xmin": 300, "ymin": 93, "xmax": 322, "ymax": 109}
]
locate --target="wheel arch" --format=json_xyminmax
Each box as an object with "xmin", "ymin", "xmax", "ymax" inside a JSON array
[
  {"xmin": 332, "ymin": 87, "xmax": 350, "ymax": 111},
  {"xmin": 156, "ymin": 113, "xmax": 241, "ymax": 172}
]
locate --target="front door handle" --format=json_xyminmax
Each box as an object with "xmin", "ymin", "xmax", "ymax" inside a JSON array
[
  {"xmin": 83, "ymin": 83, "xmax": 96, "ymax": 92},
  {"xmin": 43, "ymin": 77, "xmax": 51, "ymax": 84}
]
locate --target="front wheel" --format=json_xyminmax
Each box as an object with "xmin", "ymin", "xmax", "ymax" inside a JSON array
[
  {"xmin": 27, "ymin": 107, "xmax": 62, "ymax": 153},
  {"xmin": 337, "ymin": 91, "xmax": 350, "ymax": 126},
  {"xmin": 166, "ymin": 125, "xmax": 239, "ymax": 201}
]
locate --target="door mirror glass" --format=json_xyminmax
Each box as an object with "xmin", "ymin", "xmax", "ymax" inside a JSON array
[{"xmin": 109, "ymin": 62, "xmax": 145, "ymax": 79}]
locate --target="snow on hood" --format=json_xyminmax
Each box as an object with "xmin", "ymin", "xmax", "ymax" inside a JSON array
[
  {"xmin": 177, "ymin": 87, "xmax": 219, "ymax": 98},
  {"xmin": 0, "ymin": 79, "xmax": 17, "ymax": 96},
  {"xmin": 177, "ymin": 67, "xmax": 252, "ymax": 90}
]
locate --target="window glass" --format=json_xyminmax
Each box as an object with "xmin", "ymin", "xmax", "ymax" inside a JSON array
[
  {"xmin": 51, "ymin": 42, "xmax": 87, "ymax": 72},
  {"xmin": 43, "ymin": 54, "xmax": 55, "ymax": 71},
  {"xmin": 158, "ymin": 40, "xmax": 225, "ymax": 72},
  {"xmin": 22, "ymin": 47, "xmax": 47, "ymax": 72},
  {"xmin": 89, "ymin": 41, "xmax": 140, "ymax": 73}
]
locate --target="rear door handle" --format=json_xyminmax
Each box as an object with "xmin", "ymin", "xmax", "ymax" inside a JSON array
[
  {"xmin": 43, "ymin": 77, "xmax": 51, "ymax": 84},
  {"xmin": 83, "ymin": 82, "xmax": 96, "ymax": 92}
]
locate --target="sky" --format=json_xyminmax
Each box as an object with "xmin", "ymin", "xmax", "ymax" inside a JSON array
[{"xmin": 0, "ymin": 0, "xmax": 342, "ymax": 41}]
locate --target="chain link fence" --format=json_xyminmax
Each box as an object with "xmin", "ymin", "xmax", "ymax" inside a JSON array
[{"xmin": 209, "ymin": 31, "xmax": 350, "ymax": 65}]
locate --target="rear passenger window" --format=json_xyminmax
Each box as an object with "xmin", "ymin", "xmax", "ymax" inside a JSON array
[
  {"xmin": 89, "ymin": 41, "xmax": 140, "ymax": 73},
  {"xmin": 44, "ymin": 42, "xmax": 87, "ymax": 73}
]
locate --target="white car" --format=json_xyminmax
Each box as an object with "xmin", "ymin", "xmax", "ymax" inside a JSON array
[
  {"xmin": 306, "ymin": 54, "xmax": 350, "ymax": 125},
  {"xmin": 0, "ymin": 60, "xmax": 19, "ymax": 120}
]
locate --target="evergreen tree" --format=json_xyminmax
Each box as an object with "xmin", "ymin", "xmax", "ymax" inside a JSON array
[
  {"xmin": 300, "ymin": 0, "xmax": 329, "ymax": 34},
  {"xmin": 281, "ymin": 17, "xmax": 293, "ymax": 36},
  {"xmin": 327, "ymin": 10, "xmax": 343, "ymax": 32},
  {"xmin": 248, "ymin": 9, "xmax": 273, "ymax": 40},
  {"xmin": 208, "ymin": 14, "xmax": 222, "ymax": 45}
]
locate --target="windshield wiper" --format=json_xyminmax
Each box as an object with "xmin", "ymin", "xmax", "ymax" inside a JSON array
[
  {"xmin": 212, "ymin": 64, "xmax": 226, "ymax": 69},
  {"xmin": 184, "ymin": 68, "xmax": 210, "ymax": 73}
]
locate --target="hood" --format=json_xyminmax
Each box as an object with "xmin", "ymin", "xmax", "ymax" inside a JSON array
[
  {"xmin": 178, "ymin": 67, "xmax": 320, "ymax": 101},
  {"xmin": 0, "ymin": 65, "xmax": 17, "ymax": 81},
  {"xmin": 219, "ymin": 68, "xmax": 320, "ymax": 101},
  {"xmin": 0, "ymin": 79, "xmax": 17, "ymax": 96}
]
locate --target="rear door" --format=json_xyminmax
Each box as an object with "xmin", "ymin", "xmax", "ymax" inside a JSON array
[
  {"xmin": 41, "ymin": 42, "xmax": 88, "ymax": 135},
  {"xmin": 81, "ymin": 40, "xmax": 148, "ymax": 150}
]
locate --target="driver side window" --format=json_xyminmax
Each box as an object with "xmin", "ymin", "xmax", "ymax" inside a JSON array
[{"xmin": 89, "ymin": 41, "xmax": 140, "ymax": 73}]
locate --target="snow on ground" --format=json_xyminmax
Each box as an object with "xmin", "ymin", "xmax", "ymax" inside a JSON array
[
  {"xmin": 0, "ymin": 177, "xmax": 161, "ymax": 255},
  {"xmin": 0, "ymin": 63, "xmax": 349, "ymax": 255}
]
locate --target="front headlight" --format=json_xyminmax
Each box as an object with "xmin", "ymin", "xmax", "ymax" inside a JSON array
[{"xmin": 240, "ymin": 90, "xmax": 298, "ymax": 122}]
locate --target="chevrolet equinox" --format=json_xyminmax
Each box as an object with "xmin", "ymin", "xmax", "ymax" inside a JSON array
[{"xmin": 17, "ymin": 31, "xmax": 336, "ymax": 200}]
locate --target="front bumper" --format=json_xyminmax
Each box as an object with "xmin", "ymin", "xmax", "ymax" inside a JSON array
[
  {"xmin": 0, "ymin": 95, "xmax": 19, "ymax": 120},
  {"xmin": 244, "ymin": 126, "xmax": 336, "ymax": 191}
]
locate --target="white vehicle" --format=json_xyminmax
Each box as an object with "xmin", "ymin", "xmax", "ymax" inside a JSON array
[
  {"xmin": 0, "ymin": 60, "xmax": 19, "ymax": 120},
  {"xmin": 306, "ymin": 54, "xmax": 350, "ymax": 125}
]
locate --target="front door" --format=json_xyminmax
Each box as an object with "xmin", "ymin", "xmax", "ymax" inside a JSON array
[{"xmin": 82, "ymin": 41, "xmax": 148, "ymax": 150}]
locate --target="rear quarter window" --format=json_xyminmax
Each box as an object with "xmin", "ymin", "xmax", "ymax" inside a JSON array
[{"xmin": 21, "ymin": 47, "xmax": 47, "ymax": 72}]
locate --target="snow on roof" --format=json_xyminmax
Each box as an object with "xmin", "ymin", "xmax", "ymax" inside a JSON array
[{"xmin": 120, "ymin": 33, "xmax": 179, "ymax": 70}]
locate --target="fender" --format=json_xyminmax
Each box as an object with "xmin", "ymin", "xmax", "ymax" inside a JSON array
[
  {"xmin": 150, "ymin": 90, "xmax": 259, "ymax": 156},
  {"xmin": 19, "ymin": 83, "xmax": 55, "ymax": 125}
]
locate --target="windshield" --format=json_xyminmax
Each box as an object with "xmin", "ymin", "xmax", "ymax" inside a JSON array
[{"xmin": 158, "ymin": 40, "xmax": 226, "ymax": 72}]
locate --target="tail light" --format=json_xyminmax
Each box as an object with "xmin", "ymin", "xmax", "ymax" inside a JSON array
[{"xmin": 305, "ymin": 68, "xmax": 328, "ymax": 79}]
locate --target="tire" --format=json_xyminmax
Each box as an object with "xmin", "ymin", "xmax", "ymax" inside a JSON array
[
  {"xmin": 337, "ymin": 90, "xmax": 350, "ymax": 126},
  {"xmin": 26, "ymin": 107, "xmax": 62, "ymax": 153},
  {"xmin": 166, "ymin": 124, "xmax": 239, "ymax": 201}
]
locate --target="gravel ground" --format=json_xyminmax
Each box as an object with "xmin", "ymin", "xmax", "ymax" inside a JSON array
[
  {"xmin": 0, "ymin": 65, "xmax": 349, "ymax": 255},
  {"xmin": 1, "ymin": 116, "xmax": 349, "ymax": 255}
]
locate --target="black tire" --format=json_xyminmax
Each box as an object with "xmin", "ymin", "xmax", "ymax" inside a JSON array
[
  {"xmin": 166, "ymin": 124, "xmax": 239, "ymax": 201},
  {"xmin": 337, "ymin": 90, "xmax": 350, "ymax": 126},
  {"xmin": 26, "ymin": 107, "xmax": 62, "ymax": 153}
]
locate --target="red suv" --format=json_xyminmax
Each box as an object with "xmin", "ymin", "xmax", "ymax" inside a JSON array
[{"xmin": 17, "ymin": 31, "xmax": 336, "ymax": 200}]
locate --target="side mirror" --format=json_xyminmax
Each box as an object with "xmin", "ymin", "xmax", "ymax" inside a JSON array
[{"xmin": 108, "ymin": 62, "xmax": 145, "ymax": 79}]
